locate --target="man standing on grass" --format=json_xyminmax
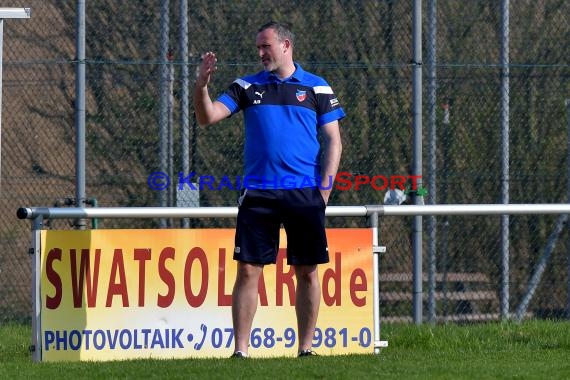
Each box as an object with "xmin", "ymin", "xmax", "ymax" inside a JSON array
[{"xmin": 193, "ymin": 21, "xmax": 344, "ymax": 358}]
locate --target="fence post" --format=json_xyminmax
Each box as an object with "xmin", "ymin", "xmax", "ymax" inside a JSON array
[
  {"xmin": 179, "ymin": 0, "xmax": 190, "ymax": 228},
  {"xmin": 499, "ymin": 0, "xmax": 510, "ymax": 320},
  {"xmin": 411, "ymin": 0, "xmax": 424, "ymax": 325},
  {"xmin": 426, "ymin": 0, "xmax": 437, "ymax": 325},
  {"xmin": 159, "ymin": 0, "xmax": 170, "ymax": 227},
  {"xmin": 566, "ymin": 98, "xmax": 570, "ymax": 319},
  {"xmin": 74, "ymin": 0, "xmax": 87, "ymax": 230}
]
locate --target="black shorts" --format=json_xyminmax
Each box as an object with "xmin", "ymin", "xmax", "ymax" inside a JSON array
[{"xmin": 234, "ymin": 187, "xmax": 329, "ymax": 266}]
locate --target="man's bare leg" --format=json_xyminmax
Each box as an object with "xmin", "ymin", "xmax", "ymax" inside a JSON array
[
  {"xmin": 232, "ymin": 262, "xmax": 263, "ymax": 355},
  {"xmin": 294, "ymin": 264, "xmax": 320, "ymax": 353}
]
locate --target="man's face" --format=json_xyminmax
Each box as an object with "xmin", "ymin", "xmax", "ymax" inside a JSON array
[{"xmin": 256, "ymin": 28, "xmax": 286, "ymax": 73}]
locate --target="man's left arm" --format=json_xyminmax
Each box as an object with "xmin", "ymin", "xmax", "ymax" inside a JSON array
[{"xmin": 319, "ymin": 120, "xmax": 342, "ymax": 204}]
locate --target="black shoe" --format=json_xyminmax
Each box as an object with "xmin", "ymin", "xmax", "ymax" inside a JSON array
[
  {"xmin": 230, "ymin": 351, "xmax": 248, "ymax": 359},
  {"xmin": 298, "ymin": 349, "xmax": 318, "ymax": 357}
]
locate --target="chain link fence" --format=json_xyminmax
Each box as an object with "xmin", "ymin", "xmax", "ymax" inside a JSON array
[{"xmin": 1, "ymin": 0, "xmax": 569, "ymax": 323}]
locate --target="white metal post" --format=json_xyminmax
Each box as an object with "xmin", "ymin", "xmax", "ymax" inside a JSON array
[
  {"xmin": 30, "ymin": 216, "xmax": 43, "ymax": 362},
  {"xmin": 371, "ymin": 211, "xmax": 389, "ymax": 353}
]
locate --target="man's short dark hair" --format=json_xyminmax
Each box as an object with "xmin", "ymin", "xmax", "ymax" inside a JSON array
[{"xmin": 258, "ymin": 21, "xmax": 295, "ymax": 47}]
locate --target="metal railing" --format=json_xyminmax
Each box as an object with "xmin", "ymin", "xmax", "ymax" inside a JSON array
[{"xmin": 18, "ymin": 203, "xmax": 570, "ymax": 325}]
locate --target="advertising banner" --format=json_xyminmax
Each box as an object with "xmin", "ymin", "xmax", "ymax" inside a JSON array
[{"xmin": 39, "ymin": 228, "xmax": 373, "ymax": 361}]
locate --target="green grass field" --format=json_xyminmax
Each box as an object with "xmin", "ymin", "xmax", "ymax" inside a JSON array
[{"xmin": 1, "ymin": 320, "xmax": 569, "ymax": 379}]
